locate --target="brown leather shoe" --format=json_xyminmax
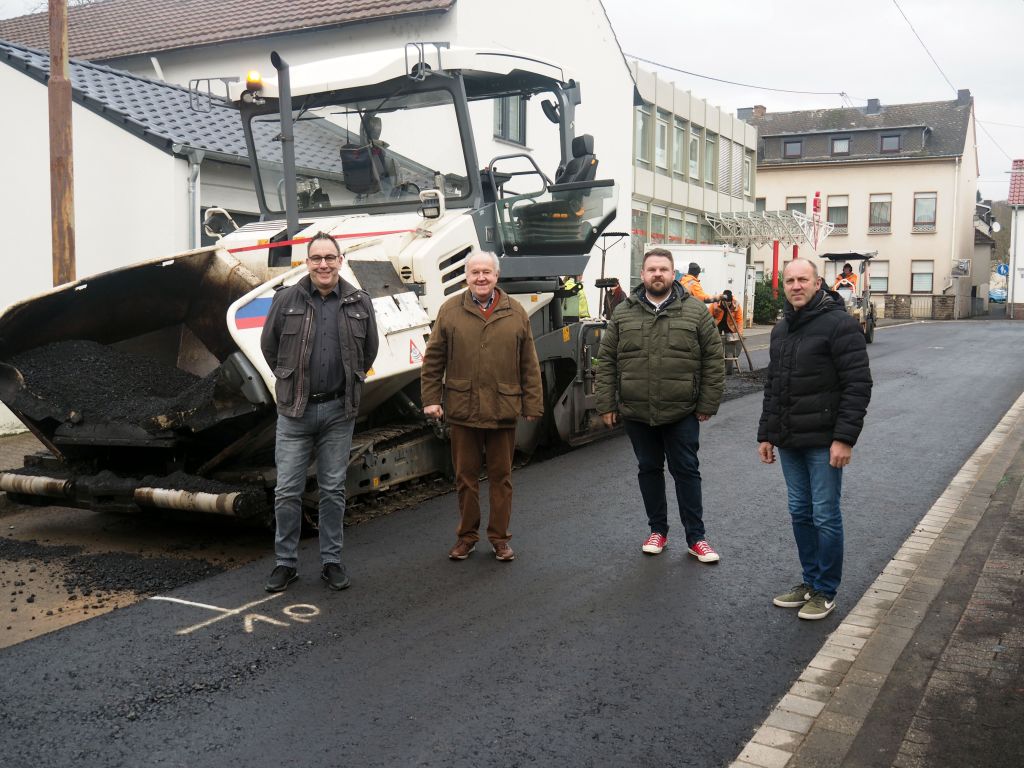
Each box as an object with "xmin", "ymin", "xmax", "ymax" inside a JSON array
[
  {"xmin": 448, "ymin": 540, "xmax": 476, "ymax": 560},
  {"xmin": 493, "ymin": 542, "xmax": 515, "ymax": 562}
]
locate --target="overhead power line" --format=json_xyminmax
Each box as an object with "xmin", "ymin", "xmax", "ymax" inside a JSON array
[
  {"xmin": 891, "ymin": 0, "xmax": 957, "ymax": 92},
  {"xmin": 891, "ymin": 1, "xmax": 1014, "ymax": 162},
  {"xmin": 624, "ymin": 53, "xmax": 864, "ymax": 101},
  {"xmin": 979, "ymin": 119, "xmax": 1024, "ymax": 130}
]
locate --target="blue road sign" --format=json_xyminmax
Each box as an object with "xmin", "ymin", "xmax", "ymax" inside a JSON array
[{"xmin": 997, "ymin": 263, "xmax": 1009, "ymax": 277}]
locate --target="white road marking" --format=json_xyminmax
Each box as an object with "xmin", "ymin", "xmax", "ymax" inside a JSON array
[{"xmin": 149, "ymin": 593, "xmax": 283, "ymax": 635}]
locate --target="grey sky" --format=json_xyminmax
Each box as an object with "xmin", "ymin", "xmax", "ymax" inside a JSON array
[
  {"xmin": 2, "ymin": 0, "xmax": 1020, "ymax": 199},
  {"xmin": 603, "ymin": 0, "xmax": 1024, "ymax": 201}
]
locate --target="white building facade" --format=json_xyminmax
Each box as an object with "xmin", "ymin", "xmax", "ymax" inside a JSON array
[
  {"xmin": 628, "ymin": 61, "xmax": 758, "ymax": 284},
  {"xmin": 744, "ymin": 94, "xmax": 983, "ymax": 320}
]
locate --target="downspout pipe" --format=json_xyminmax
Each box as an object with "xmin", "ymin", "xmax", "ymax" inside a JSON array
[
  {"xmin": 173, "ymin": 145, "xmax": 205, "ymax": 249},
  {"xmin": 271, "ymin": 51, "xmax": 300, "ymax": 240},
  {"xmin": 951, "ymin": 155, "xmax": 961, "ymax": 319}
]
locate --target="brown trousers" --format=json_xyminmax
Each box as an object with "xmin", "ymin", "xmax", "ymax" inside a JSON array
[{"xmin": 449, "ymin": 424, "xmax": 516, "ymax": 545}]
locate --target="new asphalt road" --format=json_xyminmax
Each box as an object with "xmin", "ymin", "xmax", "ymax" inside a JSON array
[{"xmin": 1, "ymin": 319, "xmax": 1023, "ymax": 768}]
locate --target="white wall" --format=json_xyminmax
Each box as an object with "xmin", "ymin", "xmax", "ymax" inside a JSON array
[
  {"xmin": 0, "ymin": 65, "xmax": 191, "ymax": 432},
  {"xmin": 108, "ymin": 0, "xmax": 637, "ymax": 303}
]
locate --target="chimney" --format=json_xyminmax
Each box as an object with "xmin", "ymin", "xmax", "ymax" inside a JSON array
[
  {"xmin": 957, "ymin": 88, "xmax": 971, "ymax": 106},
  {"xmin": 866, "ymin": 98, "xmax": 881, "ymax": 115},
  {"xmin": 737, "ymin": 107, "xmax": 753, "ymax": 120},
  {"xmin": 752, "ymin": 104, "xmax": 767, "ymax": 118}
]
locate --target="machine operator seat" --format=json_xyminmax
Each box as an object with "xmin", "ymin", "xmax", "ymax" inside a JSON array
[
  {"xmin": 554, "ymin": 134, "xmax": 597, "ymax": 185},
  {"xmin": 513, "ymin": 134, "xmax": 599, "ymax": 242}
]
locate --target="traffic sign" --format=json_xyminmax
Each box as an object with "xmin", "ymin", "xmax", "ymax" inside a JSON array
[{"xmin": 997, "ymin": 263, "xmax": 1009, "ymax": 277}]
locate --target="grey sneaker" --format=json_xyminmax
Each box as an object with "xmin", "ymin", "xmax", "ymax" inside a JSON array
[
  {"xmin": 773, "ymin": 583, "xmax": 812, "ymax": 608},
  {"xmin": 798, "ymin": 591, "xmax": 836, "ymax": 620}
]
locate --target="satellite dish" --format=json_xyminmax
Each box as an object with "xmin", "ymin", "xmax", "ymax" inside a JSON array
[{"xmin": 992, "ymin": 221, "xmax": 1002, "ymax": 233}]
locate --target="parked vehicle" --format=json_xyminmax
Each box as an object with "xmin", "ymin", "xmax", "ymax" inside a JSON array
[{"xmin": 0, "ymin": 44, "xmax": 618, "ymax": 522}]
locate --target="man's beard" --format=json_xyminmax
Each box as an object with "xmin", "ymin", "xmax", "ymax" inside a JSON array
[{"xmin": 645, "ymin": 280, "xmax": 671, "ymax": 300}]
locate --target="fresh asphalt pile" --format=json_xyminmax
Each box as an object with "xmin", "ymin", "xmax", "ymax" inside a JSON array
[{"xmin": 8, "ymin": 340, "xmax": 216, "ymax": 427}]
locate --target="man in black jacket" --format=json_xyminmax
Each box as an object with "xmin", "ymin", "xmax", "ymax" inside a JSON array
[
  {"xmin": 260, "ymin": 232, "xmax": 378, "ymax": 593},
  {"xmin": 757, "ymin": 259, "xmax": 872, "ymax": 620}
]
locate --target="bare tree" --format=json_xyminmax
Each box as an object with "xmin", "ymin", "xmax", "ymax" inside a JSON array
[{"xmin": 30, "ymin": 0, "xmax": 109, "ymax": 12}]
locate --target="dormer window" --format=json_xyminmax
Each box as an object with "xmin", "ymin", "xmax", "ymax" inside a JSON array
[
  {"xmin": 783, "ymin": 140, "xmax": 802, "ymax": 158},
  {"xmin": 831, "ymin": 137, "xmax": 850, "ymax": 156},
  {"xmin": 881, "ymin": 134, "xmax": 901, "ymax": 153}
]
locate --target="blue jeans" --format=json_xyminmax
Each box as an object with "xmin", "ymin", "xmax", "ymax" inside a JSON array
[
  {"xmin": 624, "ymin": 415, "xmax": 706, "ymax": 546},
  {"xmin": 778, "ymin": 447, "xmax": 844, "ymax": 599},
  {"xmin": 273, "ymin": 399, "xmax": 356, "ymax": 567}
]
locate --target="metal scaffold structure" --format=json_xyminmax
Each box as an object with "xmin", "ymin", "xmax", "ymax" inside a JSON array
[{"xmin": 705, "ymin": 192, "xmax": 835, "ymax": 297}]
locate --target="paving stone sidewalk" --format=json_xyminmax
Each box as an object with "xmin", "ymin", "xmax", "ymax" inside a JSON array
[{"xmin": 733, "ymin": 392, "xmax": 1024, "ymax": 768}]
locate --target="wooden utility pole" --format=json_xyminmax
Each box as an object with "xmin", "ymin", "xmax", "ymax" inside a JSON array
[{"xmin": 49, "ymin": 0, "xmax": 76, "ymax": 285}]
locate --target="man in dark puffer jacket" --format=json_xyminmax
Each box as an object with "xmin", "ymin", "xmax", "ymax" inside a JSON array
[
  {"xmin": 758, "ymin": 259, "xmax": 872, "ymax": 620},
  {"xmin": 597, "ymin": 248, "xmax": 725, "ymax": 563}
]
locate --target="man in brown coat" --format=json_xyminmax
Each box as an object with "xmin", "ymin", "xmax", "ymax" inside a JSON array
[{"xmin": 420, "ymin": 250, "xmax": 544, "ymax": 562}]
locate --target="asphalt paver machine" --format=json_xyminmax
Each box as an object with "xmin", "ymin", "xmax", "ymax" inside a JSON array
[{"xmin": 0, "ymin": 43, "xmax": 619, "ymax": 522}]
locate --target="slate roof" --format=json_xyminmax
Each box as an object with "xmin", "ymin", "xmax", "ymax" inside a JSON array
[
  {"xmin": 745, "ymin": 96, "xmax": 973, "ymax": 167},
  {"xmin": 1009, "ymin": 159, "xmax": 1024, "ymax": 207},
  {"xmin": 0, "ymin": 38, "xmax": 252, "ymax": 161},
  {"xmin": 0, "ymin": 0, "xmax": 454, "ymax": 61}
]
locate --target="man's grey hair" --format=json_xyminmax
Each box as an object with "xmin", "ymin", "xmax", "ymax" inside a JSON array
[
  {"xmin": 466, "ymin": 249, "xmax": 500, "ymax": 273},
  {"xmin": 783, "ymin": 259, "xmax": 818, "ymax": 278}
]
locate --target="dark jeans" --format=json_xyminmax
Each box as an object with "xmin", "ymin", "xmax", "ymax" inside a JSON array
[
  {"xmin": 778, "ymin": 446, "xmax": 844, "ymax": 599},
  {"xmin": 624, "ymin": 415, "xmax": 706, "ymax": 546}
]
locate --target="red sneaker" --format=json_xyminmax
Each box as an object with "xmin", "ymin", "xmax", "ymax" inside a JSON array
[
  {"xmin": 687, "ymin": 539, "xmax": 720, "ymax": 563},
  {"xmin": 642, "ymin": 532, "xmax": 667, "ymax": 555}
]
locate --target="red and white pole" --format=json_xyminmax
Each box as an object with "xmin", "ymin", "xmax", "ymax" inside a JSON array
[{"xmin": 772, "ymin": 240, "xmax": 780, "ymax": 298}]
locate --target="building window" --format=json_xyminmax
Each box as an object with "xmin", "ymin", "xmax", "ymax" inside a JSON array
[
  {"xmin": 827, "ymin": 195, "xmax": 849, "ymax": 234},
  {"xmin": 755, "ymin": 197, "xmax": 766, "ymax": 212},
  {"xmin": 913, "ymin": 192, "xmax": 937, "ymax": 232},
  {"xmin": 704, "ymin": 133, "xmax": 717, "ymax": 188},
  {"xmin": 700, "ymin": 223, "xmax": 715, "ymax": 244},
  {"xmin": 753, "ymin": 261, "xmax": 765, "ymax": 281},
  {"xmin": 655, "ymin": 110, "xmax": 670, "ymax": 173},
  {"xmin": 786, "ymin": 196, "xmax": 806, "ymax": 214},
  {"xmin": 673, "ymin": 118, "xmax": 687, "ymax": 179},
  {"xmin": 630, "ymin": 204, "xmax": 649, "ymax": 282},
  {"xmin": 880, "ymin": 134, "xmax": 901, "ymax": 153},
  {"xmin": 783, "ymin": 139, "xmax": 802, "ymax": 158},
  {"xmin": 494, "ymin": 95, "xmax": 526, "ymax": 144},
  {"xmin": 868, "ymin": 193, "xmax": 892, "ymax": 233},
  {"xmin": 743, "ymin": 155, "xmax": 753, "ymax": 195},
  {"xmin": 870, "ymin": 261, "xmax": 889, "ymax": 293},
  {"xmin": 635, "ymin": 103, "xmax": 652, "ymax": 168},
  {"xmin": 668, "ymin": 211, "xmax": 683, "ymax": 244},
  {"xmin": 831, "ymin": 137, "xmax": 851, "ymax": 156},
  {"xmin": 650, "ymin": 207, "xmax": 667, "ymax": 245},
  {"xmin": 689, "ymin": 127, "xmax": 701, "ymax": 180},
  {"xmin": 911, "ymin": 260, "xmax": 933, "ymax": 293},
  {"xmin": 684, "ymin": 212, "xmax": 699, "ymax": 243}
]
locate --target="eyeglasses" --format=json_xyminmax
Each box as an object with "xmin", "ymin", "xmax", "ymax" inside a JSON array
[{"xmin": 307, "ymin": 255, "xmax": 339, "ymax": 265}]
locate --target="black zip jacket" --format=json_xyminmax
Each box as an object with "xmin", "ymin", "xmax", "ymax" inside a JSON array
[{"xmin": 757, "ymin": 288, "xmax": 872, "ymax": 449}]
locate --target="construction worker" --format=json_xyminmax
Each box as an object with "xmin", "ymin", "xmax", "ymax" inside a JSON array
[
  {"xmin": 832, "ymin": 263, "xmax": 858, "ymax": 290},
  {"xmin": 711, "ymin": 289, "xmax": 744, "ymax": 374},
  {"xmin": 678, "ymin": 262, "xmax": 719, "ymax": 307},
  {"xmin": 561, "ymin": 275, "xmax": 591, "ymax": 323}
]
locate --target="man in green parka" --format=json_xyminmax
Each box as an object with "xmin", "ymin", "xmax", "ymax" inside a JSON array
[{"xmin": 596, "ymin": 248, "xmax": 725, "ymax": 562}]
